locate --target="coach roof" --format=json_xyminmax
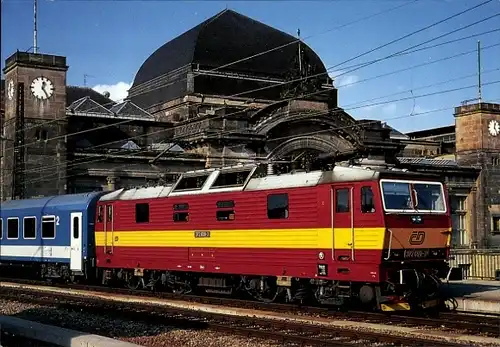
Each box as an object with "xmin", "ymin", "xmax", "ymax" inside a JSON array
[{"xmin": 0, "ymin": 192, "xmax": 104, "ymax": 214}]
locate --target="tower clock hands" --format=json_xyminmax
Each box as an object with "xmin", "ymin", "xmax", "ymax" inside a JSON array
[{"xmin": 41, "ymin": 81, "xmax": 49, "ymax": 98}]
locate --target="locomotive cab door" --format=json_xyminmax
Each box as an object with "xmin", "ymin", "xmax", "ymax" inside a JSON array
[
  {"xmin": 332, "ymin": 185, "xmax": 355, "ymax": 262},
  {"xmin": 104, "ymin": 204, "xmax": 114, "ymax": 254}
]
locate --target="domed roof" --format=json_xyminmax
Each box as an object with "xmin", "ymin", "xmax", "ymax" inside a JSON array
[{"xmin": 129, "ymin": 9, "xmax": 329, "ymax": 108}]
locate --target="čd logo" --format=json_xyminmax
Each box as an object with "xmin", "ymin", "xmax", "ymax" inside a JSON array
[{"xmin": 409, "ymin": 231, "xmax": 425, "ymax": 245}]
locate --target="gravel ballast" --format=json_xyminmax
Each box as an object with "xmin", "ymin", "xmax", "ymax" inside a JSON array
[{"xmin": 0, "ymin": 298, "xmax": 282, "ymax": 347}]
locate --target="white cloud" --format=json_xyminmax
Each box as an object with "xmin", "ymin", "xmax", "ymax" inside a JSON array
[
  {"xmin": 92, "ymin": 81, "xmax": 131, "ymax": 103},
  {"xmin": 329, "ymin": 70, "xmax": 359, "ymax": 89}
]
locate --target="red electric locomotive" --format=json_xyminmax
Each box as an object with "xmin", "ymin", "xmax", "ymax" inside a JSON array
[{"xmin": 94, "ymin": 163, "xmax": 451, "ymax": 311}]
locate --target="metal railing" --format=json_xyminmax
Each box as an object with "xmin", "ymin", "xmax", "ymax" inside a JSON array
[{"xmin": 449, "ymin": 248, "xmax": 500, "ymax": 280}]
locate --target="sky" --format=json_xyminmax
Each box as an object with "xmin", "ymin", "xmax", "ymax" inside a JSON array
[{"xmin": 1, "ymin": 0, "xmax": 499, "ymax": 133}]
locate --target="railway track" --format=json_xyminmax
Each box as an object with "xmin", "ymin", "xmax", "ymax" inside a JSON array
[
  {"xmin": 1, "ymin": 277, "xmax": 499, "ymax": 341},
  {"xmin": 0, "ymin": 286, "xmax": 480, "ymax": 347}
]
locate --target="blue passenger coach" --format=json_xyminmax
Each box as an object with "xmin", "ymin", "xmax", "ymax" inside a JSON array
[{"xmin": 0, "ymin": 192, "xmax": 104, "ymax": 280}]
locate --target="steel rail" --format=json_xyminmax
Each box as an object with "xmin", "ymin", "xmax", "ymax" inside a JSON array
[
  {"xmin": 0, "ymin": 288, "xmax": 472, "ymax": 347},
  {"xmin": 1, "ymin": 277, "xmax": 499, "ymax": 337}
]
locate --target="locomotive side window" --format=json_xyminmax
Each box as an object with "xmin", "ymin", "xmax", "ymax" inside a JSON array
[
  {"xmin": 173, "ymin": 203, "xmax": 189, "ymax": 210},
  {"xmin": 42, "ymin": 216, "xmax": 56, "ymax": 239},
  {"xmin": 361, "ymin": 187, "xmax": 375, "ymax": 213},
  {"xmin": 336, "ymin": 189, "xmax": 350, "ymax": 213},
  {"xmin": 136, "ymin": 203, "xmax": 150, "ymax": 223},
  {"xmin": 216, "ymin": 210, "xmax": 235, "ymax": 221},
  {"xmin": 173, "ymin": 203, "xmax": 189, "ymax": 222},
  {"xmin": 23, "ymin": 217, "xmax": 36, "ymax": 239},
  {"xmin": 173, "ymin": 174, "xmax": 210, "ymax": 192},
  {"xmin": 97, "ymin": 206, "xmax": 104, "ymax": 223},
  {"xmin": 216, "ymin": 200, "xmax": 235, "ymax": 221},
  {"xmin": 267, "ymin": 194, "xmax": 289, "ymax": 219},
  {"xmin": 7, "ymin": 218, "xmax": 19, "ymax": 239},
  {"xmin": 211, "ymin": 170, "xmax": 252, "ymax": 188},
  {"xmin": 174, "ymin": 212, "xmax": 189, "ymax": 222},
  {"xmin": 106, "ymin": 205, "xmax": 113, "ymax": 222},
  {"xmin": 216, "ymin": 200, "xmax": 235, "ymax": 208}
]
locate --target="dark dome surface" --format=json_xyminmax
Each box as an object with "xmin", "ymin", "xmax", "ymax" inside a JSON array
[{"xmin": 130, "ymin": 9, "xmax": 329, "ymax": 107}]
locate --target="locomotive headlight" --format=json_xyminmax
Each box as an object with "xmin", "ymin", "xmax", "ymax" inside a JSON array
[{"xmin": 318, "ymin": 252, "xmax": 325, "ymax": 260}]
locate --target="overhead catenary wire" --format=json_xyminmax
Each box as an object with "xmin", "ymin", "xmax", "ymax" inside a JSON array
[
  {"xmin": 3, "ymin": 2, "xmax": 499, "ymax": 177},
  {"xmin": 24, "ymin": 95, "xmax": 500, "ymax": 187},
  {"xmin": 11, "ymin": 0, "xmax": 498, "ymax": 136},
  {"xmin": 7, "ymin": 0, "xmax": 418, "ymax": 140},
  {"xmin": 7, "ymin": 39, "xmax": 500, "ymax": 157},
  {"xmin": 13, "ymin": 76, "xmax": 500, "ymax": 179}
]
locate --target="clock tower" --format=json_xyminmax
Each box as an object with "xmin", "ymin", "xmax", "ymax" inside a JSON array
[
  {"xmin": 454, "ymin": 102, "xmax": 500, "ymax": 247},
  {"xmin": 2, "ymin": 51, "xmax": 68, "ymax": 200}
]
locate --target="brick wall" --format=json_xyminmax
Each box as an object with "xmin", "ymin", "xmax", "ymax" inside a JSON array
[{"xmin": 454, "ymin": 103, "xmax": 500, "ymax": 247}]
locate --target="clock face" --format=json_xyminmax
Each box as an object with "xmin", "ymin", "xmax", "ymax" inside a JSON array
[
  {"xmin": 7, "ymin": 80, "xmax": 15, "ymax": 100},
  {"xmin": 30, "ymin": 76, "xmax": 54, "ymax": 100},
  {"xmin": 488, "ymin": 120, "xmax": 500, "ymax": 137}
]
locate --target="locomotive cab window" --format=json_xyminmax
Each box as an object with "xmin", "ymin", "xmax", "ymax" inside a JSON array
[
  {"xmin": 7, "ymin": 218, "xmax": 19, "ymax": 239},
  {"xmin": 42, "ymin": 216, "xmax": 56, "ymax": 239},
  {"xmin": 23, "ymin": 217, "xmax": 36, "ymax": 239},
  {"xmin": 361, "ymin": 187, "xmax": 375, "ymax": 213},
  {"xmin": 267, "ymin": 193, "xmax": 289, "ymax": 219},
  {"xmin": 381, "ymin": 180, "xmax": 446, "ymax": 213},
  {"xmin": 136, "ymin": 203, "xmax": 150, "ymax": 223},
  {"xmin": 336, "ymin": 189, "xmax": 350, "ymax": 213}
]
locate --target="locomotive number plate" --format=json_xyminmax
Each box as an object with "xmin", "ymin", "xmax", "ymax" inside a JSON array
[{"xmin": 194, "ymin": 230, "xmax": 211, "ymax": 238}]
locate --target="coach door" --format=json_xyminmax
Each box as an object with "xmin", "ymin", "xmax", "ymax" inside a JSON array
[
  {"xmin": 332, "ymin": 185, "xmax": 355, "ymax": 262},
  {"xmin": 70, "ymin": 212, "xmax": 83, "ymax": 272},
  {"xmin": 104, "ymin": 204, "xmax": 114, "ymax": 254}
]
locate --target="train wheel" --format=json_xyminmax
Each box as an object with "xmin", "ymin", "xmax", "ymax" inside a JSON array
[
  {"xmin": 246, "ymin": 277, "xmax": 281, "ymax": 303},
  {"xmin": 126, "ymin": 276, "xmax": 143, "ymax": 290}
]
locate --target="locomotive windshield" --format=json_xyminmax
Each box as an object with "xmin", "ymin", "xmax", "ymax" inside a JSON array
[{"xmin": 380, "ymin": 180, "xmax": 446, "ymax": 213}]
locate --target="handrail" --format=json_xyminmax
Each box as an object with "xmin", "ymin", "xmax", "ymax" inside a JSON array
[{"xmin": 384, "ymin": 228, "xmax": 393, "ymax": 260}]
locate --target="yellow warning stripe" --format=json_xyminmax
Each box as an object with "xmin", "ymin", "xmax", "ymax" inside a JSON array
[{"xmin": 95, "ymin": 227, "xmax": 386, "ymax": 250}]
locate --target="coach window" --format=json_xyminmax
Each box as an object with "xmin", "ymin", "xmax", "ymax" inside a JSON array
[
  {"xmin": 23, "ymin": 217, "xmax": 36, "ymax": 239},
  {"xmin": 7, "ymin": 218, "xmax": 19, "ymax": 239},
  {"xmin": 267, "ymin": 193, "xmax": 289, "ymax": 219},
  {"xmin": 336, "ymin": 189, "xmax": 350, "ymax": 213},
  {"xmin": 42, "ymin": 216, "xmax": 56, "ymax": 239},
  {"xmin": 0, "ymin": 218, "xmax": 3, "ymax": 239},
  {"xmin": 136, "ymin": 203, "xmax": 149, "ymax": 223},
  {"xmin": 361, "ymin": 187, "xmax": 375, "ymax": 213}
]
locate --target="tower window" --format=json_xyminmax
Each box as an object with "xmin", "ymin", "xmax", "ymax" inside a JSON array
[{"xmin": 35, "ymin": 129, "xmax": 48, "ymax": 141}]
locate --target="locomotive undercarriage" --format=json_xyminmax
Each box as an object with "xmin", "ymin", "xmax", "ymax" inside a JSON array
[{"xmin": 95, "ymin": 266, "xmax": 443, "ymax": 312}]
